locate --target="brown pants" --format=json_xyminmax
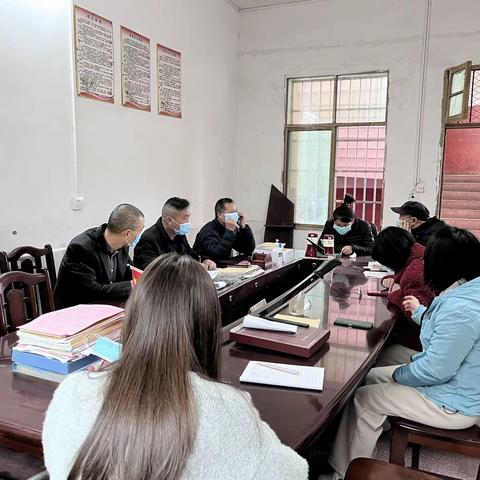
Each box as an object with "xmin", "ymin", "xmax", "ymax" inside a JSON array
[{"xmin": 329, "ymin": 365, "xmax": 479, "ymax": 477}]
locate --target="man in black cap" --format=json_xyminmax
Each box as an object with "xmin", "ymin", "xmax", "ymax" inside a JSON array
[{"xmin": 391, "ymin": 201, "xmax": 447, "ymax": 246}]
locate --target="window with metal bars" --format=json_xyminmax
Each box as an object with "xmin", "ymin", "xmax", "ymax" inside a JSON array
[
  {"xmin": 439, "ymin": 63, "xmax": 480, "ymax": 239},
  {"xmin": 284, "ymin": 72, "xmax": 388, "ymax": 228}
]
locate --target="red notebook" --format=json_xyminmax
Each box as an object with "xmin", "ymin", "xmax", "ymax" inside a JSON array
[{"xmin": 230, "ymin": 324, "xmax": 330, "ymax": 358}]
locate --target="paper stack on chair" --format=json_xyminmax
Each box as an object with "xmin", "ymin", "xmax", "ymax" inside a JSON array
[{"xmin": 12, "ymin": 304, "xmax": 124, "ymax": 382}]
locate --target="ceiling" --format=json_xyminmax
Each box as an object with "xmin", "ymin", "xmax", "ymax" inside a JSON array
[{"xmin": 229, "ymin": 0, "xmax": 313, "ymax": 10}]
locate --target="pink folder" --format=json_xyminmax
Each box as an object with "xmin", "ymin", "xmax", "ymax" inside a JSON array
[{"xmin": 18, "ymin": 304, "xmax": 124, "ymax": 337}]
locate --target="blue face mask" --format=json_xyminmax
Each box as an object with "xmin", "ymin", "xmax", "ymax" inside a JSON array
[
  {"xmin": 174, "ymin": 221, "xmax": 191, "ymax": 236},
  {"xmin": 333, "ymin": 224, "xmax": 352, "ymax": 235},
  {"xmin": 224, "ymin": 212, "xmax": 239, "ymax": 223},
  {"xmin": 91, "ymin": 337, "xmax": 122, "ymax": 363},
  {"xmin": 128, "ymin": 230, "xmax": 142, "ymax": 247},
  {"xmin": 395, "ymin": 219, "xmax": 402, "ymax": 227}
]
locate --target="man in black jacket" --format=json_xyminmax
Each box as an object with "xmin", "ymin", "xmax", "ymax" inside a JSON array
[
  {"xmin": 133, "ymin": 197, "xmax": 216, "ymax": 271},
  {"xmin": 320, "ymin": 206, "xmax": 374, "ymax": 256},
  {"xmin": 391, "ymin": 201, "xmax": 448, "ymax": 246},
  {"xmin": 193, "ymin": 198, "xmax": 256, "ymax": 262},
  {"xmin": 54, "ymin": 204, "xmax": 144, "ymax": 309}
]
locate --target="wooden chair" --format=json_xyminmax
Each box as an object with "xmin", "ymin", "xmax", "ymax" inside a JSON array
[
  {"xmin": 345, "ymin": 458, "xmax": 441, "ymax": 479},
  {"xmin": 389, "ymin": 417, "xmax": 480, "ymax": 480},
  {"xmin": 1, "ymin": 244, "xmax": 57, "ymax": 289},
  {"xmin": 0, "ymin": 251, "xmax": 8, "ymax": 274},
  {"xmin": 0, "ymin": 270, "xmax": 54, "ymax": 335}
]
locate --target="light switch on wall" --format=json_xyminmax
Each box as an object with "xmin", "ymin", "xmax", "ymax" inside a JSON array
[
  {"xmin": 415, "ymin": 181, "xmax": 425, "ymax": 194},
  {"xmin": 71, "ymin": 196, "xmax": 85, "ymax": 211}
]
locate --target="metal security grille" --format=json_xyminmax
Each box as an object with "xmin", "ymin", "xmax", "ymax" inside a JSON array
[
  {"xmin": 334, "ymin": 126, "xmax": 385, "ymax": 227},
  {"xmin": 469, "ymin": 70, "xmax": 480, "ymax": 123}
]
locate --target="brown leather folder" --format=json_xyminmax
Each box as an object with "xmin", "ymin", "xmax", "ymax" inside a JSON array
[{"xmin": 229, "ymin": 324, "xmax": 330, "ymax": 358}]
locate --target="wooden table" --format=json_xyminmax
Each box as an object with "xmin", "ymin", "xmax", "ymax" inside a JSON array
[{"xmin": 0, "ymin": 256, "xmax": 391, "ymax": 460}]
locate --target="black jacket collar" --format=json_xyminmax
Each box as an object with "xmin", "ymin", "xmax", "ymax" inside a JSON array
[{"xmin": 94, "ymin": 224, "xmax": 115, "ymax": 254}]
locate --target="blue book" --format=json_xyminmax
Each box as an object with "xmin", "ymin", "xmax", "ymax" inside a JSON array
[{"xmin": 11, "ymin": 350, "xmax": 99, "ymax": 375}]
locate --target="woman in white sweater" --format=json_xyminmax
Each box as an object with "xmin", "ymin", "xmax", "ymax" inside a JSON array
[{"xmin": 43, "ymin": 253, "xmax": 308, "ymax": 480}]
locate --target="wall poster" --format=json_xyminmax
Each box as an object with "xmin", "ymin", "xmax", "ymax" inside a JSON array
[
  {"xmin": 74, "ymin": 6, "xmax": 114, "ymax": 103},
  {"xmin": 121, "ymin": 26, "xmax": 151, "ymax": 111},
  {"xmin": 157, "ymin": 44, "xmax": 182, "ymax": 118}
]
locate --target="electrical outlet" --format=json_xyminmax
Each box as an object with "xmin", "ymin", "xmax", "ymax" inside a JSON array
[
  {"xmin": 71, "ymin": 196, "xmax": 85, "ymax": 211},
  {"xmin": 415, "ymin": 182, "xmax": 425, "ymax": 194}
]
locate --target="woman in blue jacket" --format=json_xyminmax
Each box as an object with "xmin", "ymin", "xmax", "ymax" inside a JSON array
[{"xmin": 327, "ymin": 227, "xmax": 480, "ymax": 479}]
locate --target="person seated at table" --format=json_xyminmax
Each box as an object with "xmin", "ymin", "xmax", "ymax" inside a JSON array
[
  {"xmin": 320, "ymin": 206, "xmax": 373, "ymax": 257},
  {"xmin": 325, "ymin": 226, "xmax": 480, "ymax": 479},
  {"xmin": 391, "ymin": 200, "xmax": 447, "ymax": 246},
  {"xmin": 54, "ymin": 204, "xmax": 145, "ymax": 309},
  {"xmin": 133, "ymin": 197, "xmax": 215, "ymax": 271},
  {"xmin": 193, "ymin": 198, "xmax": 256, "ymax": 262},
  {"xmin": 368, "ymin": 227, "xmax": 434, "ymax": 366},
  {"xmin": 43, "ymin": 254, "xmax": 308, "ymax": 480}
]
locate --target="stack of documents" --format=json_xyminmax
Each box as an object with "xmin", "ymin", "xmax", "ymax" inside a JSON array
[{"xmin": 12, "ymin": 304, "xmax": 124, "ymax": 382}]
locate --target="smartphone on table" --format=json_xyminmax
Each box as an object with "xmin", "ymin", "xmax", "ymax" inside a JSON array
[{"xmin": 334, "ymin": 317, "xmax": 373, "ymax": 330}]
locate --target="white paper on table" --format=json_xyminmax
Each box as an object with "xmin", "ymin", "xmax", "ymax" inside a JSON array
[
  {"xmin": 242, "ymin": 314, "xmax": 297, "ymax": 333},
  {"xmin": 240, "ymin": 361, "xmax": 324, "ymax": 390},
  {"xmin": 365, "ymin": 261, "xmax": 388, "ymax": 272},
  {"xmin": 364, "ymin": 270, "xmax": 387, "ymax": 278}
]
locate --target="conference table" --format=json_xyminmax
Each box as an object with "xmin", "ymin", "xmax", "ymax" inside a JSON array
[{"xmin": 0, "ymin": 254, "xmax": 392, "ymax": 468}]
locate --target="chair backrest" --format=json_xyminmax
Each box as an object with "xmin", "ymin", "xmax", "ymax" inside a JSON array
[
  {"xmin": 1, "ymin": 244, "xmax": 57, "ymax": 289},
  {"xmin": 0, "ymin": 270, "xmax": 54, "ymax": 335},
  {"xmin": 0, "ymin": 251, "xmax": 8, "ymax": 274},
  {"xmin": 345, "ymin": 458, "xmax": 441, "ymax": 480}
]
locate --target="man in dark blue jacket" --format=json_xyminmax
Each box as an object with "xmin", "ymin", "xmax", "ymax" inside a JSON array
[{"xmin": 193, "ymin": 198, "xmax": 256, "ymax": 262}]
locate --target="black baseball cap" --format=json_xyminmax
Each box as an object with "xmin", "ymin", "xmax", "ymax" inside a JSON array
[{"xmin": 391, "ymin": 201, "xmax": 430, "ymax": 221}]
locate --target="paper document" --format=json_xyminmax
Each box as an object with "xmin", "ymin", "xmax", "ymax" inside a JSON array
[
  {"xmin": 364, "ymin": 271, "xmax": 387, "ymax": 278},
  {"xmin": 218, "ymin": 265, "xmax": 260, "ymax": 275},
  {"xmin": 243, "ymin": 315, "xmax": 297, "ymax": 333},
  {"xmin": 366, "ymin": 261, "xmax": 388, "ymax": 272},
  {"xmin": 17, "ymin": 305, "xmax": 124, "ymax": 337},
  {"xmin": 273, "ymin": 314, "xmax": 320, "ymax": 329},
  {"xmin": 240, "ymin": 361, "xmax": 324, "ymax": 390}
]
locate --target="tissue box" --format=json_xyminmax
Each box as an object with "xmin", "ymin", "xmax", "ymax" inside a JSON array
[{"xmin": 255, "ymin": 243, "xmax": 295, "ymax": 267}]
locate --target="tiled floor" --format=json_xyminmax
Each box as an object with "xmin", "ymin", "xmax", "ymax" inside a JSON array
[{"xmin": 374, "ymin": 434, "xmax": 480, "ymax": 480}]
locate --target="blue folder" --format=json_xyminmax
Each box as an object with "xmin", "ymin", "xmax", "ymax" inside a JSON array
[{"xmin": 12, "ymin": 350, "xmax": 99, "ymax": 375}]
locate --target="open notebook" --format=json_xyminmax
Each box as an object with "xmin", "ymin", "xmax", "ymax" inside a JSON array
[{"xmin": 240, "ymin": 361, "xmax": 324, "ymax": 391}]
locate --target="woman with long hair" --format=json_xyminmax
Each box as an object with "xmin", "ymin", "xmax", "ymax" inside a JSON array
[
  {"xmin": 43, "ymin": 253, "xmax": 308, "ymax": 480},
  {"xmin": 370, "ymin": 227, "xmax": 434, "ymax": 366},
  {"xmin": 324, "ymin": 227, "xmax": 480, "ymax": 479}
]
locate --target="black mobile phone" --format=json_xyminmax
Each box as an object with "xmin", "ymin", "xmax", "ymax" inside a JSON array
[{"xmin": 334, "ymin": 317, "xmax": 373, "ymax": 330}]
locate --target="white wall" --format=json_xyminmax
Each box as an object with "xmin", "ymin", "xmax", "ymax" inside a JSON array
[
  {"xmin": 0, "ymin": 0, "xmax": 239, "ymax": 261},
  {"xmin": 3, "ymin": 0, "xmax": 480, "ymax": 258},
  {"xmin": 0, "ymin": 0, "xmax": 76, "ymax": 256},
  {"xmin": 235, "ymin": 0, "xmax": 480, "ymax": 249}
]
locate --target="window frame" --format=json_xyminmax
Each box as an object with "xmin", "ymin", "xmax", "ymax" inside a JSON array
[
  {"xmin": 283, "ymin": 72, "xmax": 389, "ymax": 229},
  {"xmin": 437, "ymin": 62, "xmax": 480, "ymax": 218},
  {"xmin": 445, "ymin": 61, "xmax": 472, "ymax": 123}
]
